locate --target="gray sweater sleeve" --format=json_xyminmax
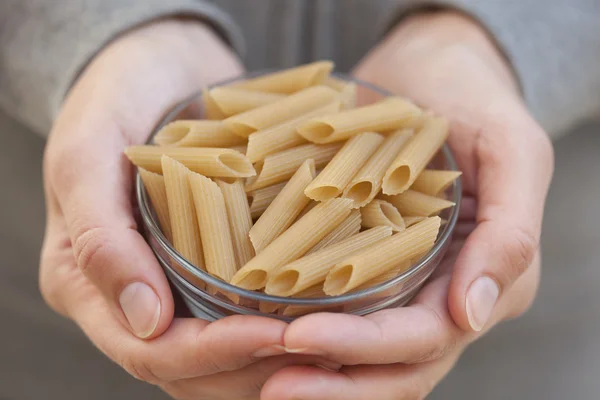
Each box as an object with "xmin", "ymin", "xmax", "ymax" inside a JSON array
[{"xmin": 0, "ymin": 0, "xmax": 244, "ymax": 135}]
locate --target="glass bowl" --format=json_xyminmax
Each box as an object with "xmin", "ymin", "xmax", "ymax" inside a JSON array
[{"xmin": 136, "ymin": 72, "xmax": 461, "ymax": 321}]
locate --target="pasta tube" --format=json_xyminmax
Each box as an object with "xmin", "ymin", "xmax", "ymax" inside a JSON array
[
  {"xmin": 403, "ymin": 216, "xmax": 427, "ymax": 227},
  {"xmin": 247, "ymin": 181, "xmax": 288, "ymax": 219},
  {"xmin": 382, "ymin": 116, "xmax": 449, "ymax": 195},
  {"xmin": 297, "ymin": 97, "xmax": 422, "ymax": 144},
  {"xmin": 230, "ymin": 198, "xmax": 353, "ymax": 290},
  {"xmin": 306, "ymin": 209, "xmax": 361, "ymax": 254},
  {"xmin": 411, "ymin": 169, "xmax": 462, "ymax": 197},
  {"xmin": 360, "ymin": 199, "xmax": 405, "ymax": 232},
  {"xmin": 304, "ymin": 132, "xmax": 384, "ymax": 201},
  {"xmin": 217, "ymin": 179, "xmax": 255, "ymax": 268},
  {"xmin": 203, "ymin": 87, "xmax": 284, "ymax": 117},
  {"xmin": 351, "ymin": 261, "xmax": 411, "ymax": 292},
  {"xmin": 152, "ymin": 120, "xmax": 246, "ymax": 148},
  {"xmin": 138, "ymin": 167, "xmax": 172, "ymax": 241},
  {"xmin": 343, "ymin": 129, "xmax": 413, "ymax": 207},
  {"xmin": 245, "ymin": 143, "xmax": 342, "ymax": 191},
  {"xmin": 265, "ymin": 226, "xmax": 392, "ymax": 296},
  {"xmin": 324, "ymin": 217, "xmax": 441, "ymax": 295},
  {"xmin": 249, "ymin": 159, "xmax": 316, "ymax": 253},
  {"xmin": 124, "ymin": 146, "xmax": 256, "ymax": 178},
  {"xmin": 188, "ymin": 173, "xmax": 238, "ymax": 282},
  {"xmin": 381, "ymin": 190, "xmax": 455, "ymax": 217},
  {"xmin": 223, "ymin": 85, "xmax": 338, "ymax": 138},
  {"xmin": 323, "ymin": 76, "xmax": 357, "ymax": 109}
]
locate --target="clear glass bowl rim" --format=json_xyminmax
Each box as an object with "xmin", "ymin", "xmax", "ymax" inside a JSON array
[{"xmin": 136, "ymin": 71, "xmax": 462, "ymax": 306}]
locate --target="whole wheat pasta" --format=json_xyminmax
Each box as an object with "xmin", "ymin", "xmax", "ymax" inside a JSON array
[
  {"xmin": 382, "ymin": 116, "xmax": 449, "ymax": 195},
  {"xmin": 296, "ymin": 97, "xmax": 422, "ymax": 144},
  {"xmin": 124, "ymin": 146, "xmax": 256, "ymax": 178},
  {"xmin": 161, "ymin": 156, "xmax": 204, "ymax": 270},
  {"xmin": 304, "ymin": 132, "xmax": 384, "ymax": 201},
  {"xmin": 223, "ymin": 85, "xmax": 339, "ymax": 138},
  {"xmin": 230, "ymin": 198, "xmax": 353, "ymax": 290},
  {"xmin": 138, "ymin": 168, "xmax": 172, "ymax": 241},
  {"xmin": 204, "ymin": 87, "xmax": 285, "ymax": 117},
  {"xmin": 306, "ymin": 209, "xmax": 361, "ymax": 254},
  {"xmin": 217, "ymin": 179, "xmax": 255, "ymax": 268},
  {"xmin": 343, "ymin": 129, "xmax": 414, "ymax": 208},
  {"xmin": 249, "ymin": 159, "xmax": 316, "ymax": 253},
  {"xmin": 247, "ymin": 181, "xmax": 288, "ymax": 219},
  {"xmin": 360, "ymin": 199, "xmax": 405, "ymax": 232},
  {"xmin": 231, "ymin": 61, "xmax": 334, "ymax": 93},
  {"xmin": 246, "ymin": 100, "xmax": 342, "ymax": 163},
  {"xmin": 380, "ymin": 190, "xmax": 455, "ymax": 217},
  {"xmin": 152, "ymin": 120, "xmax": 246, "ymax": 148},
  {"xmin": 265, "ymin": 226, "xmax": 392, "ymax": 296},
  {"xmin": 410, "ymin": 169, "xmax": 462, "ymax": 197},
  {"xmin": 245, "ymin": 142, "xmax": 343, "ymax": 191},
  {"xmin": 188, "ymin": 173, "xmax": 238, "ymax": 282},
  {"xmin": 324, "ymin": 217, "xmax": 441, "ymax": 295}
]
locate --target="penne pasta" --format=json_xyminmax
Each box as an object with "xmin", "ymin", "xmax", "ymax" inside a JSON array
[
  {"xmin": 203, "ymin": 87, "xmax": 285, "ymax": 117},
  {"xmin": 360, "ymin": 199, "xmax": 405, "ymax": 232},
  {"xmin": 282, "ymin": 285, "xmax": 337, "ymax": 317},
  {"xmin": 410, "ymin": 169, "xmax": 462, "ymax": 197},
  {"xmin": 138, "ymin": 167, "xmax": 172, "ymax": 241},
  {"xmin": 304, "ymin": 132, "xmax": 384, "ymax": 201},
  {"xmin": 324, "ymin": 217, "xmax": 441, "ymax": 295},
  {"xmin": 323, "ymin": 76, "xmax": 357, "ymax": 109},
  {"xmin": 161, "ymin": 156, "xmax": 205, "ymax": 270},
  {"xmin": 124, "ymin": 146, "xmax": 256, "ymax": 178},
  {"xmin": 247, "ymin": 181, "xmax": 288, "ymax": 219},
  {"xmin": 202, "ymin": 88, "xmax": 226, "ymax": 120},
  {"xmin": 245, "ymin": 142, "xmax": 343, "ymax": 191},
  {"xmin": 382, "ymin": 116, "xmax": 449, "ymax": 195},
  {"xmin": 152, "ymin": 120, "xmax": 246, "ymax": 148},
  {"xmin": 297, "ymin": 97, "xmax": 422, "ymax": 144},
  {"xmin": 351, "ymin": 261, "xmax": 411, "ymax": 292},
  {"xmin": 223, "ymin": 85, "xmax": 339, "ymax": 138},
  {"xmin": 403, "ymin": 216, "xmax": 427, "ymax": 227},
  {"xmin": 217, "ymin": 179, "xmax": 255, "ymax": 268},
  {"xmin": 307, "ymin": 209, "xmax": 361, "ymax": 254},
  {"xmin": 343, "ymin": 129, "xmax": 414, "ymax": 208},
  {"xmin": 295, "ymin": 200, "xmax": 319, "ymax": 221},
  {"xmin": 188, "ymin": 173, "xmax": 238, "ymax": 282},
  {"xmin": 265, "ymin": 226, "xmax": 393, "ymax": 296},
  {"xmin": 249, "ymin": 159, "xmax": 316, "ymax": 253},
  {"xmin": 246, "ymin": 100, "xmax": 342, "ymax": 163},
  {"xmin": 231, "ymin": 60, "xmax": 334, "ymax": 93},
  {"xmin": 381, "ymin": 190, "xmax": 455, "ymax": 217},
  {"xmin": 259, "ymin": 301, "xmax": 282, "ymax": 314},
  {"xmin": 228, "ymin": 144, "xmax": 247, "ymax": 154},
  {"xmin": 230, "ymin": 198, "xmax": 353, "ymax": 290}
]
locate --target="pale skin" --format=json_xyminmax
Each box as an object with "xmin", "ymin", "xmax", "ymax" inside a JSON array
[{"xmin": 40, "ymin": 11, "xmax": 553, "ymax": 400}]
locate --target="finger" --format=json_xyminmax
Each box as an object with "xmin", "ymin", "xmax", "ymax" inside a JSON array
[
  {"xmin": 46, "ymin": 125, "xmax": 174, "ymax": 339},
  {"xmin": 448, "ymin": 123, "xmax": 553, "ymax": 332}
]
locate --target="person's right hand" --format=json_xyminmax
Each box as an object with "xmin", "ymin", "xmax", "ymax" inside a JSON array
[{"xmin": 39, "ymin": 19, "xmax": 339, "ymax": 399}]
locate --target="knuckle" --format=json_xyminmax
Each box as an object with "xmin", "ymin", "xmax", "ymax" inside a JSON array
[
  {"xmin": 120, "ymin": 355, "xmax": 162, "ymax": 385},
  {"xmin": 406, "ymin": 305, "xmax": 457, "ymax": 364},
  {"xmin": 72, "ymin": 226, "xmax": 113, "ymax": 276},
  {"xmin": 502, "ymin": 226, "xmax": 538, "ymax": 280}
]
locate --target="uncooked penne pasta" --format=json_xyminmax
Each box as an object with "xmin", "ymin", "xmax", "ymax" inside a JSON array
[
  {"xmin": 323, "ymin": 76, "xmax": 357, "ymax": 109},
  {"xmin": 217, "ymin": 180, "xmax": 255, "ymax": 268},
  {"xmin": 188, "ymin": 173, "xmax": 237, "ymax": 282},
  {"xmin": 307, "ymin": 209, "xmax": 361, "ymax": 254},
  {"xmin": 259, "ymin": 301, "xmax": 281, "ymax": 313},
  {"xmin": 295, "ymin": 200, "xmax": 319, "ymax": 221},
  {"xmin": 229, "ymin": 144, "xmax": 247, "ymax": 154},
  {"xmin": 351, "ymin": 261, "xmax": 411, "ymax": 292},
  {"xmin": 382, "ymin": 116, "xmax": 449, "ymax": 195},
  {"xmin": 161, "ymin": 156, "xmax": 204, "ymax": 270},
  {"xmin": 343, "ymin": 129, "xmax": 413, "ymax": 208},
  {"xmin": 231, "ymin": 60, "xmax": 334, "ymax": 93},
  {"xmin": 282, "ymin": 285, "xmax": 334, "ymax": 317},
  {"xmin": 265, "ymin": 226, "xmax": 392, "ymax": 296},
  {"xmin": 203, "ymin": 87, "xmax": 285, "ymax": 117},
  {"xmin": 403, "ymin": 216, "xmax": 426, "ymax": 227},
  {"xmin": 202, "ymin": 88, "xmax": 226, "ymax": 120},
  {"xmin": 124, "ymin": 146, "xmax": 256, "ymax": 178},
  {"xmin": 297, "ymin": 97, "xmax": 422, "ymax": 144},
  {"xmin": 246, "ymin": 100, "xmax": 342, "ymax": 163},
  {"xmin": 152, "ymin": 120, "xmax": 246, "ymax": 148},
  {"xmin": 138, "ymin": 168, "xmax": 172, "ymax": 241},
  {"xmin": 230, "ymin": 198, "xmax": 353, "ymax": 290},
  {"xmin": 381, "ymin": 190, "xmax": 455, "ymax": 217},
  {"xmin": 247, "ymin": 181, "xmax": 288, "ymax": 219},
  {"xmin": 360, "ymin": 199, "xmax": 405, "ymax": 232},
  {"xmin": 245, "ymin": 142, "xmax": 343, "ymax": 191},
  {"xmin": 223, "ymin": 85, "xmax": 339, "ymax": 138},
  {"xmin": 411, "ymin": 169, "xmax": 462, "ymax": 197},
  {"xmin": 249, "ymin": 159, "xmax": 316, "ymax": 253},
  {"xmin": 324, "ymin": 217, "xmax": 441, "ymax": 295},
  {"xmin": 304, "ymin": 132, "xmax": 384, "ymax": 201}
]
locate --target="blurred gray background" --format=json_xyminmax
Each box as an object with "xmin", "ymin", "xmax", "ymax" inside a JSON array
[{"xmin": 0, "ymin": 110, "xmax": 598, "ymax": 399}]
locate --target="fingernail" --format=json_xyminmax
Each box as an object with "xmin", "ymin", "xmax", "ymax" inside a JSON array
[
  {"xmin": 284, "ymin": 347, "xmax": 326, "ymax": 356},
  {"xmin": 466, "ymin": 276, "xmax": 499, "ymax": 332},
  {"xmin": 119, "ymin": 282, "xmax": 161, "ymax": 339},
  {"xmin": 315, "ymin": 361, "xmax": 342, "ymax": 372},
  {"xmin": 252, "ymin": 344, "xmax": 287, "ymax": 358}
]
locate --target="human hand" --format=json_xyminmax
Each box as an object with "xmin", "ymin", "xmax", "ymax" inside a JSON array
[
  {"xmin": 260, "ymin": 11, "xmax": 554, "ymax": 399},
  {"xmin": 39, "ymin": 20, "xmax": 338, "ymax": 399}
]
